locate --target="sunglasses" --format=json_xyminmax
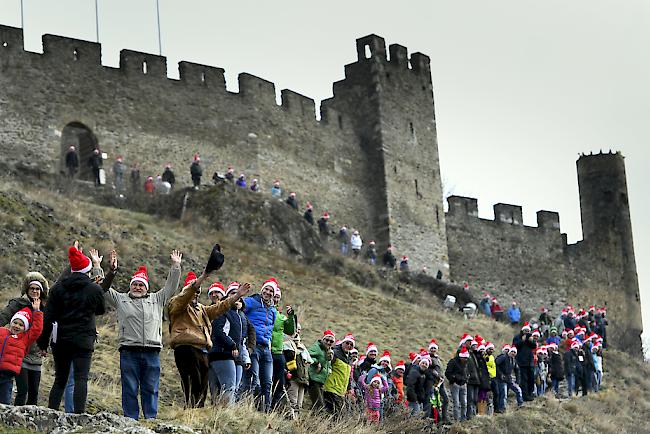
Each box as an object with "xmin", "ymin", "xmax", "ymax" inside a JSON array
[{"xmin": 324, "ymin": 339, "xmax": 335, "ymax": 343}]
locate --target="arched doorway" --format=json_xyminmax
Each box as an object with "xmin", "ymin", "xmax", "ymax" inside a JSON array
[{"xmin": 60, "ymin": 122, "xmax": 99, "ymax": 181}]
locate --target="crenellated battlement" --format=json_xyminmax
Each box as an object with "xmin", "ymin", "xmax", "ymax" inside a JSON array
[{"xmin": 447, "ymin": 195, "xmax": 561, "ymax": 232}]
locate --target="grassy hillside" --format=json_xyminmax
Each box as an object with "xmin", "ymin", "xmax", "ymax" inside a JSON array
[{"xmin": 0, "ymin": 178, "xmax": 648, "ymax": 433}]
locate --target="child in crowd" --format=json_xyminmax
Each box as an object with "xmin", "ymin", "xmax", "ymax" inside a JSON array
[{"xmin": 362, "ymin": 374, "xmax": 388, "ymax": 423}]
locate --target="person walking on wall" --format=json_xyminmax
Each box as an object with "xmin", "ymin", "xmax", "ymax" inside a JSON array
[
  {"xmin": 64, "ymin": 145, "xmax": 79, "ymax": 179},
  {"xmin": 365, "ymin": 241, "xmax": 377, "ymax": 265},
  {"xmin": 190, "ymin": 154, "xmax": 202, "ymax": 189},
  {"xmin": 338, "ymin": 226, "xmax": 349, "ymax": 256},
  {"xmin": 37, "ymin": 242, "xmax": 106, "ymax": 414},
  {"xmin": 507, "ymin": 302, "xmax": 521, "ymax": 325},
  {"xmin": 88, "ymin": 148, "xmax": 103, "ymax": 187},
  {"xmin": 161, "ymin": 164, "xmax": 175, "ymax": 190},
  {"xmin": 350, "ymin": 230, "xmax": 362, "ymax": 259}
]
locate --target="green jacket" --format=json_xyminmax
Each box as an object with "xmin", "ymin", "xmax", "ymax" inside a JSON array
[
  {"xmin": 324, "ymin": 344, "xmax": 351, "ymax": 396},
  {"xmin": 271, "ymin": 311, "xmax": 295, "ymax": 354},
  {"xmin": 308, "ymin": 340, "xmax": 332, "ymax": 385}
]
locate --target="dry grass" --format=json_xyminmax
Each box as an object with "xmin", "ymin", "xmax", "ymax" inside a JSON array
[{"xmin": 0, "ymin": 180, "xmax": 649, "ymax": 433}]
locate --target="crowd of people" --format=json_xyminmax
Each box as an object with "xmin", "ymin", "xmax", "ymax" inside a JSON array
[
  {"xmin": 0, "ymin": 240, "xmax": 610, "ymax": 427},
  {"xmin": 63, "ymin": 149, "xmax": 429, "ymax": 275}
]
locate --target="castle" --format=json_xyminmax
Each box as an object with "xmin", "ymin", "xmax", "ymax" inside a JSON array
[{"xmin": 0, "ymin": 26, "xmax": 642, "ymax": 355}]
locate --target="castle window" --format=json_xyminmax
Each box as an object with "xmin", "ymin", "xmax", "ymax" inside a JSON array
[
  {"xmin": 142, "ymin": 60, "xmax": 148, "ymax": 75},
  {"xmin": 73, "ymin": 49, "xmax": 79, "ymax": 61},
  {"xmin": 364, "ymin": 45, "xmax": 371, "ymax": 59},
  {"xmin": 436, "ymin": 205, "xmax": 440, "ymax": 227}
]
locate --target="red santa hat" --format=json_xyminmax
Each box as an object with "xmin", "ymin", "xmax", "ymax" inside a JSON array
[
  {"xmin": 502, "ymin": 344, "xmax": 511, "ymax": 353},
  {"xmin": 521, "ymin": 322, "xmax": 531, "ymax": 332},
  {"xmin": 532, "ymin": 329, "xmax": 541, "ymax": 338},
  {"xmin": 395, "ymin": 360, "xmax": 406, "ymax": 371},
  {"xmin": 208, "ymin": 282, "xmax": 226, "ymax": 297},
  {"xmin": 419, "ymin": 355, "xmax": 432, "ymax": 367},
  {"xmin": 349, "ymin": 347, "xmax": 359, "ymax": 355},
  {"xmin": 477, "ymin": 342, "xmax": 486, "ymax": 351},
  {"xmin": 459, "ymin": 347, "xmax": 470, "ymax": 359},
  {"xmin": 289, "ymin": 192, "xmax": 296, "ymax": 198},
  {"xmin": 261, "ymin": 278, "xmax": 280, "ymax": 294},
  {"xmin": 540, "ymin": 306, "xmax": 548, "ymax": 313},
  {"xmin": 567, "ymin": 328, "xmax": 575, "ymax": 336},
  {"xmin": 509, "ymin": 346, "xmax": 518, "ymax": 355},
  {"xmin": 379, "ymin": 350, "xmax": 391, "ymax": 363},
  {"xmin": 369, "ymin": 374, "xmax": 382, "ymax": 385},
  {"xmin": 402, "ymin": 256, "xmax": 408, "ymax": 261},
  {"xmin": 11, "ymin": 308, "xmax": 32, "ymax": 331},
  {"xmin": 68, "ymin": 245, "xmax": 92, "ymax": 274},
  {"xmin": 184, "ymin": 271, "xmax": 197, "ymax": 287},
  {"xmin": 341, "ymin": 333, "xmax": 355, "ymax": 345},
  {"xmin": 459, "ymin": 333, "xmax": 473, "ymax": 346},
  {"xmin": 226, "ymin": 282, "xmax": 240, "ymax": 294},
  {"xmin": 323, "ymin": 212, "xmax": 330, "ymax": 219},
  {"xmin": 428, "ymin": 339, "xmax": 439, "ymax": 351},
  {"xmin": 306, "ymin": 202, "xmax": 313, "ymax": 210},
  {"xmin": 323, "ymin": 329, "xmax": 335, "ymax": 340},
  {"xmin": 588, "ymin": 305, "xmax": 595, "ymax": 312},
  {"xmin": 485, "ymin": 342, "xmax": 495, "ymax": 350},
  {"xmin": 491, "ymin": 297, "xmax": 497, "ymax": 303},
  {"xmin": 561, "ymin": 329, "xmax": 568, "ymax": 338},
  {"xmin": 365, "ymin": 342, "xmax": 378, "ymax": 355},
  {"xmin": 130, "ymin": 266, "xmax": 149, "ymax": 290},
  {"xmin": 408, "ymin": 352, "xmax": 417, "ymax": 362},
  {"xmin": 356, "ymin": 355, "xmax": 366, "ymax": 367},
  {"xmin": 570, "ymin": 339, "xmax": 581, "ymax": 350},
  {"xmin": 193, "ymin": 153, "xmax": 200, "ymax": 162}
]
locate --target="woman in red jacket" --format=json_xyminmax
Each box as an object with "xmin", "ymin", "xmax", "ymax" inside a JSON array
[{"xmin": 0, "ymin": 299, "xmax": 43, "ymax": 404}]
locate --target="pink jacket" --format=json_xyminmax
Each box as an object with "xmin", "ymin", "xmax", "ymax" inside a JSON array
[{"xmin": 362, "ymin": 377, "xmax": 388, "ymax": 411}]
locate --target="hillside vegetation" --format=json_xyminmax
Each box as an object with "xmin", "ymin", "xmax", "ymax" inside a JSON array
[{"xmin": 0, "ymin": 178, "xmax": 648, "ymax": 434}]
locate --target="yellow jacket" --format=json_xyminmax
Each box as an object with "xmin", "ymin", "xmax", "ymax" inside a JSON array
[{"xmin": 486, "ymin": 354, "xmax": 496, "ymax": 379}]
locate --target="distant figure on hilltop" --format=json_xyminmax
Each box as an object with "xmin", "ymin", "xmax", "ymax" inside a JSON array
[
  {"xmin": 236, "ymin": 174, "xmax": 247, "ymax": 189},
  {"xmin": 365, "ymin": 241, "xmax": 377, "ymax": 265},
  {"xmin": 338, "ymin": 226, "xmax": 349, "ymax": 256},
  {"xmin": 250, "ymin": 178, "xmax": 260, "ymax": 192},
  {"xmin": 64, "ymin": 145, "xmax": 79, "ymax": 178},
  {"xmin": 317, "ymin": 212, "xmax": 330, "ymax": 240},
  {"xmin": 162, "ymin": 164, "xmax": 175, "ymax": 190},
  {"xmin": 399, "ymin": 256, "xmax": 410, "ymax": 272},
  {"xmin": 507, "ymin": 302, "xmax": 521, "ymax": 325},
  {"xmin": 144, "ymin": 176, "xmax": 155, "ymax": 194},
  {"xmin": 113, "ymin": 156, "xmax": 125, "ymax": 192},
  {"xmin": 271, "ymin": 180, "xmax": 282, "ymax": 198},
  {"xmin": 382, "ymin": 245, "xmax": 396, "ymax": 269},
  {"xmin": 286, "ymin": 192, "xmax": 298, "ymax": 210},
  {"xmin": 350, "ymin": 230, "xmax": 362, "ymax": 258},
  {"xmin": 303, "ymin": 203, "xmax": 314, "ymax": 225},
  {"xmin": 88, "ymin": 148, "xmax": 103, "ymax": 187},
  {"xmin": 225, "ymin": 166, "xmax": 235, "ymax": 183},
  {"xmin": 190, "ymin": 154, "xmax": 202, "ymax": 189}
]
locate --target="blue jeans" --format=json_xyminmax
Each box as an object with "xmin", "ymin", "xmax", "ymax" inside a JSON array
[
  {"xmin": 250, "ymin": 344, "xmax": 273, "ymax": 412},
  {"xmin": 64, "ymin": 366, "xmax": 75, "ymax": 413},
  {"xmin": 567, "ymin": 373, "xmax": 575, "ymax": 396},
  {"xmin": 498, "ymin": 381, "xmax": 523, "ymax": 409},
  {"xmin": 210, "ymin": 360, "xmax": 242, "ymax": 405},
  {"xmin": 340, "ymin": 243, "xmax": 348, "ymax": 255},
  {"xmin": 0, "ymin": 375, "xmax": 13, "ymax": 404},
  {"xmin": 120, "ymin": 350, "xmax": 161, "ymax": 420},
  {"xmin": 551, "ymin": 378, "xmax": 560, "ymax": 396}
]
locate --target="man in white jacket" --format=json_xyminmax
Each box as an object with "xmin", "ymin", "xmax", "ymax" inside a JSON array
[{"xmin": 350, "ymin": 230, "xmax": 363, "ymax": 259}]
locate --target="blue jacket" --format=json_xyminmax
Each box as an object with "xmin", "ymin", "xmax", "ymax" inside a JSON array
[
  {"xmin": 209, "ymin": 308, "xmax": 248, "ymax": 362},
  {"xmin": 507, "ymin": 307, "xmax": 520, "ymax": 323},
  {"xmin": 546, "ymin": 335, "xmax": 561, "ymax": 346},
  {"xmin": 244, "ymin": 294, "xmax": 277, "ymax": 346}
]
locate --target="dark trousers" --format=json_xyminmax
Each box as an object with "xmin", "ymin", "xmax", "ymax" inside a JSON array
[
  {"xmin": 15, "ymin": 367, "xmax": 41, "ymax": 406},
  {"xmin": 308, "ymin": 381, "xmax": 325, "ymax": 411},
  {"xmin": 519, "ymin": 366, "xmax": 535, "ymax": 400},
  {"xmin": 324, "ymin": 391, "xmax": 345, "ymax": 415},
  {"xmin": 92, "ymin": 168, "xmax": 101, "ymax": 186},
  {"xmin": 174, "ymin": 346, "xmax": 209, "ymax": 408},
  {"xmin": 271, "ymin": 353, "xmax": 287, "ymax": 409},
  {"xmin": 49, "ymin": 343, "xmax": 93, "ymax": 414}
]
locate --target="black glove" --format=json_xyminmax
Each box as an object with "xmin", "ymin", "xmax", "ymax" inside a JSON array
[{"xmin": 205, "ymin": 243, "xmax": 225, "ymax": 274}]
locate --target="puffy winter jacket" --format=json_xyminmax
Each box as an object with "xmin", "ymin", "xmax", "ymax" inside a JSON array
[
  {"xmin": 445, "ymin": 356, "xmax": 469, "ymax": 385},
  {"xmin": 209, "ymin": 308, "xmax": 249, "ymax": 362},
  {"xmin": 513, "ymin": 333, "xmax": 537, "ymax": 367},
  {"xmin": 308, "ymin": 340, "xmax": 332, "ymax": 385},
  {"xmin": 244, "ymin": 294, "xmax": 277, "ymax": 346},
  {"xmin": 495, "ymin": 354, "xmax": 515, "ymax": 382},
  {"xmin": 485, "ymin": 354, "xmax": 496, "ymax": 379},
  {"xmin": 0, "ymin": 311, "xmax": 43, "ymax": 375},
  {"xmin": 271, "ymin": 310, "xmax": 295, "ymax": 354},
  {"xmin": 104, "ymin": 265, "xmax": 181, "ymax": 350},
  {"xmin": 324, "ymin": 344, "xmax": 351, "ymax": 397},
  {"xmin": 37, "ymin": 273, "xmax": 106, "ymax": 351},
  {"xmin": 549, "ymin": 352, "xmax": 565, "ymax": 380}
]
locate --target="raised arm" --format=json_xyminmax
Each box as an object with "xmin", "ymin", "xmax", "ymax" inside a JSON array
[
  {"xmin": 206, "ymin": 283, "xmax": 251, "ymax": 320},
  {"xmin": 26, "ymin": 299, "xmax": 43, "ymax": 345},
  {"xmin": 168, "ymin": 280, "xmax": 199, "ymax": 318},
  {"xmin": 155, "ymin": 250, "xmax": 182, "ymax": 305}
]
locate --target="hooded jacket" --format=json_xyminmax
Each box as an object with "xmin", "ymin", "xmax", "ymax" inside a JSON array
[
  {"xmin": 209, "ymin": 307, "xmax": 254, "ymax": 364},
  {"xmin": 37, "ymin": 272, "xmax": 106, "ymax": 351},
  {"xmin": 0, "ymin": 272, "xmax": 49, "ymax": 367},
  {"xmin": 0, "ymin": 310, "xmax": 43, "ymax": 375},
  {"xmin": 308, "ymin": 340, "xmax": 332, "ymax": 385},
  {"xmin": 271, "ymin": 310, "xmax": 295, "ymax": 354}
]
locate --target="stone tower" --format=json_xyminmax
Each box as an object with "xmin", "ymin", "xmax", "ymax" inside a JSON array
[
  {"xmin": 577, "ymin": 151, "xmax": 643, "ymax": 355},
  {"xmin": 322, "ymin": 34, "xmax": 448, "ymax": 270}
]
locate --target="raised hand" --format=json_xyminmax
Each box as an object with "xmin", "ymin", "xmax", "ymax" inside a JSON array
[
  {"xmin": 32, "ymin": 298, "xmax": 41, "ymax": 311},
  {"xmin": 171, "ymin": 250, "xmax": 182, "ymax": 266},
  {"xmin": 73, "ymin": 240, "xmax": 82, "ymax": 253},
  {"xmin": 109, "ymin": 250, "xmax": 118, "ymax": 271},
  {"xmin": 237, "ymin": 282, "xmax": 251, "ymax": 299},
  {"xmin": 286, "ymin": 305, "xmax": 294, "ymax": 316},
  {"xmin": 89, "ymin": 248, "xmax": 103, "ymax": 266}
]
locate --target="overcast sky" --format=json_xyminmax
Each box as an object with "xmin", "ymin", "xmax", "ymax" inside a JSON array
[{"xmin": 1, "ymin": 0, "xmax": 648, "ymax": 340}]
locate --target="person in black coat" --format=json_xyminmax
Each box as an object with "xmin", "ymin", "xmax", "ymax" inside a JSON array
[
  {"xmin": 87, "ymin": 149, "xmax": 103, "ymax": 186},
  {"xmin": 37, "ymin": 243, "xmax": 106, "ymax": 414},
  {"xmin": 548, "ymin": 346, "xmax": 564, "ymax": 397},
  {"xmin": 494, "ymin": 347, "xmax": 523, "ymax": 411},
  {"xmin": 286, "ymin": 192, "xmax": 298, "ymax": 210},
  {"xmin": 161, "ymin": 165, "xmax": 176, "ymax": 189},
  {"xmin": 445, "ymin": 351, "xmax": 469, "ymax": 421},
  {"xmin": 406, "ymin": 358, "xmax": 435, "ymax": 415},
  {"xmin": 512, "ymin": 325, "xmax": 537, "ymax": 401},
  {"xmin": 465, "ymin": 344, "xmax": 480, "ymax": 419},
  {"xmin": 382, "ymin": 246, "xmax": 397, "ymax": 269},
  {"xmin": 64, "ymin": 146, "xmax": 79, "ymax": 178},
  {"xmin": 317, "ymin": 213, "xmax": 330, "ymax": 239},
  {"xmin": 190, "ymin": 156, "xmax": 202, "ymax": 188},
  {"xmin": 303, "ymin": 205, "xmax": 314, "ymax": 225}
]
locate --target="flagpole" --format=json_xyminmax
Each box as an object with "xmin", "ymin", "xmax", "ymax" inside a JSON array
[
  {"xmin": 156, "ymin": 0, "xmax": 162, "ymax": 55},
  {"xmin": 95, "ymin": 0, "xmax": 100, "ymax": 42}
]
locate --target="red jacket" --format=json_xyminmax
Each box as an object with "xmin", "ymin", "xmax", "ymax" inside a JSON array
[{"xmin": 0, "ymin": 311, "xmax": 43, "ymax": 375}]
